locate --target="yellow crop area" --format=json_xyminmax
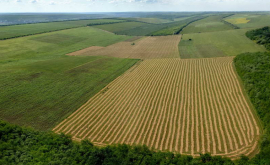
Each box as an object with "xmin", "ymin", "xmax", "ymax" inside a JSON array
[
  {"xmin": 226, "ymin": 18, "xmax": 250, "ymax": 24},
  {"xmin": 54, "ymin": 57, "xmax": 260, "ymax": 159},
  {"xmin": 68, "ymin": 35, "xmax": 181, "ymax": 59}
]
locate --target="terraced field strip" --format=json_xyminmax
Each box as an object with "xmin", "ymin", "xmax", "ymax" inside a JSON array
[
  {"xmin": 70, "ymin": 35, "xmax": 181, "ymax": 59},
  {"xmin": 53, "ymin": 57, "xmax": 260, "ymax": 158}
]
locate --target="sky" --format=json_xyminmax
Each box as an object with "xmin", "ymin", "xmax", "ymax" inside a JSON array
[{"xmin": 0, "ymin": 0, "xmax": 270, "ymax": 13}]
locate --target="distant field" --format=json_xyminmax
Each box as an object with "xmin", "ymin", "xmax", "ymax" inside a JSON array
[
  {"xmin": 0, "ymin": 13, "xmax": 110, "ymax": 25},
  {"xmin": 127, "ymin": 17, "xmax": 173, "ymax": 24},
  {"xmin": 0, "ymin": 19, "xmax": 125, "ymax": 40},
  {"xmin": 226, "ymin": 18, "xmax": 250, "ymax": 24},
  {"xmin": 174, "ymin": 16, "xmax": 194, "ymax": 21},
  {"xmin": 93, "ymin": 22, "xmax": 147, "ymax": 33},
  {"xmin": 179, "ymin": 29, "xmax": 266, "ymax": 58},
  {"xmin": 225, "ymin": 14, "xmax": 270, "ymax": 29},
  {"xmin": 69, "ymin": 35, "xmax": 181, "ymax": 59},
  {"xmin": 117, "ymin": 16, "xmax": 206, "ymax": 36},
  {"xmin": 0, "ymin": 27, "xmax": 137, "ymax": 131},
  {"xmin": 54, "ymin": 57, "xmax": 260, "ymax": 159},
  {"xmin": 181, "ymin": 15, "xmax": 234, "ymax": 34}
]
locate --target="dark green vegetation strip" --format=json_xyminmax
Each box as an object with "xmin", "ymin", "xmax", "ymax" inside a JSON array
[
  {"xmin": 181, "ymin": 15, "xmax": 235, "ymax": 34},
  {"xmin": 246, "ymin": 26, "xmax": 270, "ymax": 50},
  {"xmin": 0, "ymin": 119, "xmax": 239, "ymax": 164},
  {"xmin": 0, "ymin": 27, "xmax": 137, "ymax": 131},
  {"xmin": 234, "ymin": 52, "xmax": 270, "ymax": 164},
  {"xmin": 0, "ymin": 19, "xmax": 126, "ymax": 40}
]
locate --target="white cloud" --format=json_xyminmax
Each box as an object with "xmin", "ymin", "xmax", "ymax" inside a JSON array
[
  {"xmin": 49, "ymin": 1, "xmax": 55, "ymax": 5},
  {"xmin": 29, "ymin": 0, "xmax": 38, "ymax": 3}
]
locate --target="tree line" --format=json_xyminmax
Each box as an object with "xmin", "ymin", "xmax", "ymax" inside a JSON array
[
  {"xmin": 234, "ymin": 52, "xmax": 270, "ymax": 165},
  {"xmin": 1, "ymin": 119, "xmax": 251, "ymax": 164},
  {"xmin": 246, "ymin": 26, "xmax": 270, "ymax": 50}
]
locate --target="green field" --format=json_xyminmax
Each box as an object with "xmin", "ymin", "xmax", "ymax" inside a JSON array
[
  {"xmin": 0, "ymin": 19, "xmax": 125, "ymax": 40},
  {"xmin": 150, "ymin": 16, "xmax": 206, "ymax": 35},
  {"xmin": 127, "ymin": 17, "xmax": 173, "ymax": 24},
  {"xmin": 93, "ymin": 22, "xmax": 147, "ymax": 33},
  {"xmin": 179, "ymin": 29, "xmax": 266, "ymax": 58},
  {"xmin": 181, "ymin": 15, "xmax": 234, "ymax": 34},
  {"xmin": 225, "ymin": 14, "xmax": 270, "ymax": 29},
  {"xmin": 115, "ymin": 16, "xmax": 206, "ymax": 36},
  {"xmin": 0, "ymin": 27, "xmax": 138, "ymax": 131}
]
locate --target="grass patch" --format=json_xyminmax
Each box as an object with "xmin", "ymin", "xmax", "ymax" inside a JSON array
[
  {"xmin": 126, "ymin": 17, "xmax": 173, "ymax": 24},
  {"xmin": 31, "ymin": 34, "xmax": 87, "ymax": 45},
  {"xmin": 181, "ymin": 15, "xmax": 234, "ymax": 34},
  {"xmin": 93, "ymin": 22, "xmax": 147, "ymax": 33},
  {"xmin": 179, "ymin": 29, "xmax": 266, "ymax": 58},
  {"xmin": 116, "ymin": 15, "xmax": 206, "ymax": 36},
  {"xmin": 0, "ymin": 27, "xmax": 138, "ymax": 131},
  {"xmin": 0, "ymin": 19, "xmax": 125, "ymax": 40}
]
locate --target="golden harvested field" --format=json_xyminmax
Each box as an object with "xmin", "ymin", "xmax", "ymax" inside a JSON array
[
  {"xmin": 68, "ymin": 35, "xmax": 181, "ymax": 59},
  {"xmin": 53, "ymin": 57, "xmax": 260, "ymax": 159}
]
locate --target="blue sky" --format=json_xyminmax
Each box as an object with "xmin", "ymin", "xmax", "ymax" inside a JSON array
[{"xmin": 0, "ymin": 0, "xmax": 270, "ymax": 12}]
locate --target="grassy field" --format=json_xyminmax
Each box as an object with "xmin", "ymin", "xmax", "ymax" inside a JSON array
[
  {"xmin": 69, "ymin": 35, "xmax": 181, "ymax": 59},
  {"xmin": 125, "ymin": 17, "xmax": 173, "ymax": 24},
  {"xmin": 225, "ymin": 14, "xmax": 270, "ymax": 29},
  {"xmin": 151, "ymin": 16, "xmax": 206, "ymax": 36},
  {"xmin": 181, "ymin": 15, "xmax": 234, "ymax": 34},
  {"xmin": 0, "ymin": 19, "xmax": 125, "ymax": 40},
  {"xmin": 115, "ymin": 16, "xmax": 206, "ymax": 36},
  {"xmin": 0, "ymin": 27, "xmax": 138, "ymax": 131},
  {"xmin": 93, "ymin": 22, "xmax": 147, "ymax": 33},
  {"xmin": 178, "ymin": 29, "xmax": 266, "ymax": 59},
  {"xmin": 54, "ymin": 57, "xmax": 260, "ymax": 159}
]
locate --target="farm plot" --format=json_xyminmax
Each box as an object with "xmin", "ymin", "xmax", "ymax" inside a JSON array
[
  {"xmin": 54, "ymin": 57, "xmax": 261, "ymax": 159},
  {"xmin": 92, "ymin": 22, "xmax": 147, "ymax": 34},
  {"xmin": 69, "ymin": 35, "xmax": 181, "ymax": 59},
  {"xmin": 179, "ymin": 29, "xmax": 266, "ymax": 59},
  {"xmin": 225, "ymin": 14, "xmax": 270, "ymax": 29},
  {"xmin": 181, "ymin": 15, "xmax": 234, "ymax": 34},
  {"xmin": 0, "ymin": 19, "xmax": 125, "ymax": 40}
]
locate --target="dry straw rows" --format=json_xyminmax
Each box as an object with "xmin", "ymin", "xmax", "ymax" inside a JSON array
[
  {"xmin": 68, "ymin": 35, "xmax": 181, "ymax": 59},
  {"xmin": 54, "ymin": 57, "xmax": 260, "ymax": 158}
]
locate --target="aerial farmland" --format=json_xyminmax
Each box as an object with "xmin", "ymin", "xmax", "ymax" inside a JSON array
[{"xmin": 0, "ymin": 10, "xmax": 270, "ymax": 164}]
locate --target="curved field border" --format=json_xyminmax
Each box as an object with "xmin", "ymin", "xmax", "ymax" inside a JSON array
[{"xmin": 53, "ymin": 57, "xmax": 261, "ymax": 159}]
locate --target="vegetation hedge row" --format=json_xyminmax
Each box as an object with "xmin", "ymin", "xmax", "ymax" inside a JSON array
[
  {"xmin": 246, "ymin": 26, "xmax": 270, "ymax": 50},
  {"xmin": 234, "ymin": 52, "xmax": 270, "ymax": 165}
]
